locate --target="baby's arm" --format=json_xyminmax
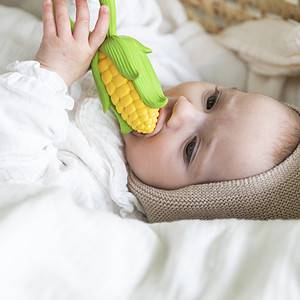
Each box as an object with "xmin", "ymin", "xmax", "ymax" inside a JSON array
[{"xmin": 0, "ymin": 0, "xmax": 109, "ymax": 183}]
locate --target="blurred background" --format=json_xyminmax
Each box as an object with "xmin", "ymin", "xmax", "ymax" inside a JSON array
[
  {"xmin": 2, "ymin": 0, "xmax": 300, "ymax": 28},
  {"xmin": 0, "ymin": 0, "xmax": 42, "ymax": 18},
  {"xmin": 2, "ymin": 0, "xmax": 300, "ymax": 105}
]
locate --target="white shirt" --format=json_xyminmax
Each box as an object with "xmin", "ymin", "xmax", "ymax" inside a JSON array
[{"xmin": 0, "ymin": 60, "xmax": 140, "ymax": 216}]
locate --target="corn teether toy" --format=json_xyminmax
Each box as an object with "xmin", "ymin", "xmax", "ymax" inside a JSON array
[{"xmin": 88, "ymin": 0, "xmax": 168, "ymax": 134}]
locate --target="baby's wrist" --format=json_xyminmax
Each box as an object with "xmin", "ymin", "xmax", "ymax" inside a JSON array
[{"xmin": 39, "ymin": 63, "xmax": 73, "ymax": 87}]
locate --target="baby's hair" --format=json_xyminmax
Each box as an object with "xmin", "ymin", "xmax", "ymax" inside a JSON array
[{"xmin": 272, "ymin": 106, "xmax": 300, "ymax": 166}]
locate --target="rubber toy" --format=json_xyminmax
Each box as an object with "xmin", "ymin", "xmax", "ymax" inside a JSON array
[{"xmin": 72, "ymin": 0, "xmax": 168, "ymax": 134}]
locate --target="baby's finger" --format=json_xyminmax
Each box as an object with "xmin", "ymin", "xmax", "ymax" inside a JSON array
[
  {"xmin": 89, "ymin": 5, "xmax": 109, "ymax": 51},
  {"xmin": 53, "ymin": 0, "xmax": 72, "ymax": 38},
  {"xmin": 73, "ymin": 0, "xmax": 90, "ymax": 41},
  {"xmin": 42, "ymin": 0, "xmax": 57, "ymax": 37}
]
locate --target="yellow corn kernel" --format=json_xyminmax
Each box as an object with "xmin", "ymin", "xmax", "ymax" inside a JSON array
[
  {"xmin": 124, "ymin": 105, "xmax": 136, "ymax": 115},
  {"xmin": 98, "ymin": 52, "xmax": 160, "ymax": 133},
  {"xmin": 121, "ymin": 111, "xmax": 129, "ymax": 120},
  {"xmin": 111, "ymin": 93, "xmax": 119, "ymax": 106},
  {"xmin": 117, "ymin": 85, "xmax": 131, "ymax": 98},
  {"xmin": 120, "ymin": 95, "xmax": 133, "ymax": 107},
  {"xmin": 114, "ymin": 75, "xmax": 127, "ymax": 88},
  {"xmin": 106, "ymin": 82, "xmax": 116, "ymax": 95},
  {"xmin": 99, "ymin": 59, "xmax": 109, "ymax": 72},
  {"xmin": 130, "ymin": 112, "xmax": 139, "ymax": 121},
  {"xmin": 132, "ymin": 120, "xmax": 142, "ymax": 128},
  {"xmin": 139, "ymin": 114, "xmax": 149, "ymax": 122},
  {"xmin": 131, "ymin": 89, "xmax": 139, "ymax": 100},
  {"xmin": 110, "ymin": 65, "xmax": 119, "ymax": 77},
  {"xmin": 135, "ymin": 100, "xmax": 145, "ymax": 110},
  {"xmin": 102, "ymin": 70, "xmax": 113, "ymax": 85},
  {"xmin": 136, "ymin": 107, "xmax": 148, "ymax": 116},
  {"xmin": 99, "ymin": 52, "xmax": 106, "ymax": 60}
]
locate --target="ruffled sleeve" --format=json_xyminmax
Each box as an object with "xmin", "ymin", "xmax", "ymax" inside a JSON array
[{"xmin": 0, "ymin": 60, "xmax": 74, "ymax": 182}]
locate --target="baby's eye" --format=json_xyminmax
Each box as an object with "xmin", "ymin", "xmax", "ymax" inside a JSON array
[
  {"xmin": 185, "ymin": 136, "xmax": 197, "ymax": 163},
  {"xmin": 206, "ymin": 86, "xmax": 220, "ymax": 110}
]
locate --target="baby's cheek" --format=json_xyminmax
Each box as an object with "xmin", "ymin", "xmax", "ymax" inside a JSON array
[
  {"xmin": 124, "ymin": 138, "xmax": 148, "ymax": 173},
  {"xmin": 125, "ymin": 139, "xmax": 160, "ymax": 181},
  {"xmin": 124, "ymin": 141, "xmax": 137, "ymax": 169}
]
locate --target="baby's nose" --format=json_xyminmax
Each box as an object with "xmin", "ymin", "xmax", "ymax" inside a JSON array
[{"xmin": 166, "ymin": 96, "xmax": 200, "ymax": 130}]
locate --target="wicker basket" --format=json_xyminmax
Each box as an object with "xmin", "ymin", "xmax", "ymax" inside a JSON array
[{"xmin": 181, "ymin": 0, "xmax": 300, "ymax": 33}]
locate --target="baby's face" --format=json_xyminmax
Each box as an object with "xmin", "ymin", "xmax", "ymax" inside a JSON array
[{"xmin": 123, "ymin": 82, "xmax": 292, "ymax": 189}]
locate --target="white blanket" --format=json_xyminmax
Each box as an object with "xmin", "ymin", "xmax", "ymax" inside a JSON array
[
  {"xmin": 1, "ymin": 196, "xmax": 300, "ymax": 299},
  {"xmin": 0, "ymin": 1, "xmax": 299, "ymax": 299}
]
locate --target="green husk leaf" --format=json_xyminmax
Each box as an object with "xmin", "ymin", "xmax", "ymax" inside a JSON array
[
  {"xmin": 99, "ymin": 0, "xmax": 116, "ymax": 37},
  {"xmin": 101, "ymin": 36, "xmax": 168, "ymax": 109}
]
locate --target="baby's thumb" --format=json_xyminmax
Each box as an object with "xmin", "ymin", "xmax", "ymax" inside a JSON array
[{"xmin": 89, "ymin": 5, "xmax": 109, "ymax": 50}]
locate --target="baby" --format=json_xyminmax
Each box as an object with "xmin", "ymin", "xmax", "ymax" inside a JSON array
[
  {"xmin": 124, "ymin": 82, "xmax": 300, "ymax": 189},
  {"xmin": 2, "ymin": 0, "xmax": 300, "ymax": 221},
  {"xmin": 124, "ymin": 83, "xmax": 300, "ymax": 222}
]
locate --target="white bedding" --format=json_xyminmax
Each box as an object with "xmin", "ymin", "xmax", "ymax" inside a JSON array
[{"xmin": 0, "ymin": 1, "xmax": 299, "ymax": 299}]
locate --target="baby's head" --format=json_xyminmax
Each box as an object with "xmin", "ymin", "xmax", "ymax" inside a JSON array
[
  {"xmin": 123, "ymin": 82, "xmax": 300, "ymax": 222},
  {"xmin": 124, "ymin": 82, "xmax": 300, "ymax": 189}
]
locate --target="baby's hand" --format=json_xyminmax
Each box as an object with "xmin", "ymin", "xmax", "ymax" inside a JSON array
[{"xmin": 35, "ymin": 0, "xmax": 109, "ymax": 86}]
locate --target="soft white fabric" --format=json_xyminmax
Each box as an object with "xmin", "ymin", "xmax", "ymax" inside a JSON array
[
  {"xmin": 1, "ymin": 195, "xmax": 300, "ymax": 300},
  {"xmin": 0, "ymin": 59, "xmax": 142, "ymax": 217},
  {"xmin": 0, "ymin": 1, "xmax": 300, "ymax": 299}
]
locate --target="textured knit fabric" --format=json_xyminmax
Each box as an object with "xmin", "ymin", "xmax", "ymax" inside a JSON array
[{"xmin": 127, "ymin": 104, "xmax": 300, "ymax": 223}]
